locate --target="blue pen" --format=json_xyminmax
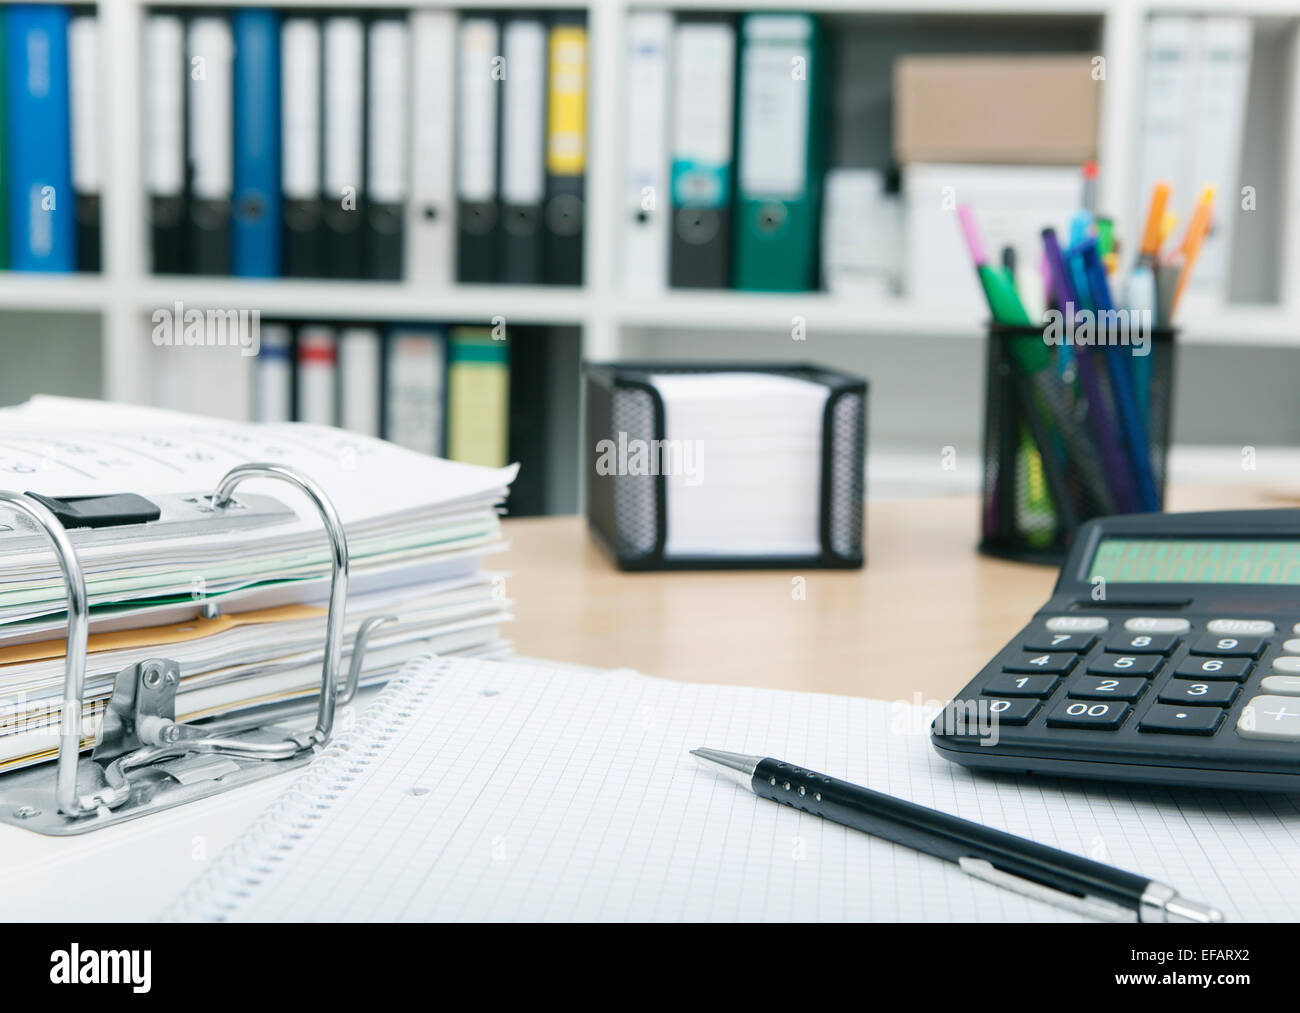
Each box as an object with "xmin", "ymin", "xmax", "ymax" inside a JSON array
[
  {"xmin": 1066, "ymin": 240, "xmax": 1094, "ymax": 313},
  {"xmin": 1124, "ymin": 265, "xmax": 1158, "ymax": 424},
  {"xmin": 1042, "ymin": 229, "xmax": 1139, "ymax": 514},
  {"xmin": 1079, "ymin": 240, "xmax": 1159, "ymax": 512},
  {"xmin": 1068, "ymin": 210, "xmax": 1093, "ymax": 248},
  {"xmin": 1058, "ymin": 212, "xmax": 1091, "ymax": 375}
]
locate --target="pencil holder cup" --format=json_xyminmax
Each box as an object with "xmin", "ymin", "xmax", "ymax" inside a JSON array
[{"xmin": 978, "ymin": 321, "xmax": 1176, "ymax": 565}]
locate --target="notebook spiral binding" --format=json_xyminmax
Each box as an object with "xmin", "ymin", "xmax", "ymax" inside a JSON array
[
  {"xmin": 162, "ymin": 656, "xmax": 451, "ymax": 921},
  {"xmin": 0, "ymin": 462, "xmax": 395, "ymax": 837}
]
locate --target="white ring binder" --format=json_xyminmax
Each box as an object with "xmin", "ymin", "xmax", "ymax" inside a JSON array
[{"xmin": 0, "ymin": 462, "xmax": 385, "ymax": 836}]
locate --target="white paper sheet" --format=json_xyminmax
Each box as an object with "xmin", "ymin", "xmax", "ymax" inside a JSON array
[{"xmin": 164, "ymin": 658, "xmax": 1300, "ymax": 922}]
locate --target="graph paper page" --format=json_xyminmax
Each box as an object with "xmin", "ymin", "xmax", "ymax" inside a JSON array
[{"xmin": 165, "ymin": 657, "xmax": 1300, "ymax": 921}]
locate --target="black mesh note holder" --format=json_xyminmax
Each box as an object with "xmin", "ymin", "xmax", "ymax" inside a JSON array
[{"xmin": 585, "ymin": 362, "xmax": 868, "ymax": 571}]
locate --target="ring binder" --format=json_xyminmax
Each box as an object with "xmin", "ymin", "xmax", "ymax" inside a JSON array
[{"xmin": 0, "ymin": 463, "xmax": 382, "ymax": 836}]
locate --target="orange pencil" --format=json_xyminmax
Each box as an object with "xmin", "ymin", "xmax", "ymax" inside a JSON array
[
  {"xmin": 1159, "ymin": 212, "xmax": 1178, "ymax": 248},
  {"xmin": 1170, "ymin": 187, "xmax": 1215, "ymax": 317},
  {"xmin": 1139, "ymin": 182, "xmax": 1171, "ymax": 260}
]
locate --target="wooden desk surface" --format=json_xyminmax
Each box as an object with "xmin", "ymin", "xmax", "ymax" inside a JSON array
[{"xmin": 502, "ymin": 484, "xmax": 1284, "ymax": 701}]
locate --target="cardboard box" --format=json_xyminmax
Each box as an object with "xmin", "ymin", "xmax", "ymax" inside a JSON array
[{"xmin": 893, "ymin": 55, "xmax": 1099, "ymax": 164}]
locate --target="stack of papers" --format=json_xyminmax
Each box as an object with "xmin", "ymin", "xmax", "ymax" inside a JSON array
[
  {"xmin": 651, "ymin": 373, "xmax": 829, "ymax": 557},
  {"xmin": 0, "ymin": 396, "xmax": 516, "ymax": 772}
]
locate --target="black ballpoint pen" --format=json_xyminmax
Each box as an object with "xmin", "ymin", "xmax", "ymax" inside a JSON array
[{"xmin": 691, "ymin": 747, "xmax": 1223, "ymax": 923}]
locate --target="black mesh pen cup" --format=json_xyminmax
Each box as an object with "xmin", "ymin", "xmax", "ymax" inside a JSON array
[
  {"xmin": 979, "ymin": 322, "xmax": 1176, "ymax": 565},
  {"xmin": 585, "ymin": 362, "xmax": 868, "ymax": 570}
]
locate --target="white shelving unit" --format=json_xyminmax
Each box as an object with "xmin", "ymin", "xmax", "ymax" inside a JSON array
[{"xmin": 2, "ymin": 0, "xmax": 1298, "ymax": 413}]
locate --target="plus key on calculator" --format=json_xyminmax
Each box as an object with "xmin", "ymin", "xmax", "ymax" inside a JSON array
[{"xmin": 933, "ymin": 509, "xmax": 1300, "ymax": 792}]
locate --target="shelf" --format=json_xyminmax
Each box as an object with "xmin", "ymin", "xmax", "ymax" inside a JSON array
[
  {"xmin": 615, "ymin": 292, "xmax": 1300, "ymax": 347},
  {"xmin": 624, "ymin": 0, "xmax": 1107, "ymax": 13},
  {"xmin": 131, "ymin": 279, "xmax": 590, "ymax": 326},
  {"xmin": 0, "ymin": 275, "xmax": 110, "ymax": 313},
  {"xmin": 1179, "ymin": 307, "xmax": 1300, "ymax": 347},
  {"xmin": 615, "ymin": 292, "xmax": 978, "ymax": 337},
  {"xmin": 7, "ymin": 272, "xmax": 1297, "ymax": 349}
]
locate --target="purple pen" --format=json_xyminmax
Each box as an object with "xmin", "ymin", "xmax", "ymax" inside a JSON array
[{"xmin": 1041, "ymin": 228, "xmax": 1139, "ymax": 514}]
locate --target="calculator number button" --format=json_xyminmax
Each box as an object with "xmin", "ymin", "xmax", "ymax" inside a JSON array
[
  {"xmin": 983, "ymin": 674, "xmax": 1060, "ymax": 698},
  {"xmin": 1158, "ymin": 680, "xmax": 1239, "ymax": 707},
  {"xmin": 1046, "ymin": 699, "xmax": 1130, "ymax": 730},
  {"xmin": 1190, "ymin": 634, "xmax": 1267, "ymax": 658},
  {"xmin": 1172, "ymin": 656, "xmax": 1251, "ymax": 681},
  {"xmin": 1086, "ymin": 653, "xmax": 1162, "ymax": 676},
  {"xmin": 1022, "ymin": 633, "xmax": 1095, "ymax": 653},
  {"xmin": 1124, "ymin": 617, "xmax": 1190, "ymax": 634},
  {"xmin": 983, "ymin": 698, "xmax": 1040, "ymax": 726},
  {"xmin": 1003, "ymin": 652, "xmax": 1077, "ymax": 675},
  {"xmin": 1104, "ymin": 633, "xmax": 1179, "ymax": 655},
  {"xmin": 1236, "ymin": 696, "xmax": 1300, "ymax": 741},
  {"xmin": 1066, "ymin": 676, "xmax": 1147, "ymax": 701},
  {"xmin": 1140, "ymin": 705, "xmax": 1224, "ymax": 736}
]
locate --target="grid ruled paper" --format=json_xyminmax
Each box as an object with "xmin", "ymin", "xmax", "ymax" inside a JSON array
[{"xmin": 164, "ymin": 658, "xmax": 1300, "ymax": 922}]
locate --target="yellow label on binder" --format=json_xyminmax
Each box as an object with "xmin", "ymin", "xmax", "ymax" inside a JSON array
[{"xmin": 546, "ymin": 26, "xmax": 587, "ymax": 176}]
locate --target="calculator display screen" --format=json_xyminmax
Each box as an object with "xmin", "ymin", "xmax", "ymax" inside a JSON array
[{"xmin": 1089, "ymin": 539, "xmax": 1300, "ymax": 584}]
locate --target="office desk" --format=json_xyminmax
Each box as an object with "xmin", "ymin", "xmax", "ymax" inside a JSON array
[
  {"xmin": 504, "ymin": 485, "xmax": 1281, "ymax": 702},
  {"xmin": 0, "ymin": 483, "xmax": 1281, "ymax": 920}
]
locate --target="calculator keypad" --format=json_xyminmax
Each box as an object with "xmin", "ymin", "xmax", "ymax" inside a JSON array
[
  {"xmin": 1158, "ymin": 680, "xmax": 1239, "ymax": 708},
  {"xmin": 983, "ymin": 674, "xmax": 1059, "ymax": 697},
  {"xmin": 1236, "ymin": 696, "xmax": 1300, "ymax": 741},
  {"xmin": 939, "ymin": 608, "xmax": 1300, "ymax": 788},
  {"xmin": 1066, "ymin": 675, "xmax": 1147, "ymax": 701},
  {"xmin": 1124, "ymin": 617, "xmax": 1190, "ymax": 634},
  {"xmin": 1139, "ymin": 705, "xmax": 1224, "ymax": 736},
  {"xmin": 983, "ymin": 699, "xmax": 1040, "ymax": 725},
  {"xmin": 1086, "ymin": 653, "xmax": 1163, "ymax": 677},
  {"xmin": 1173, "ymin": 656, "xmax": 1252, "ymax": 681},
  {"xmin": 1022, "ymin": 633, "xmax": 1094, "ymax": 653},
  {"xmin": 1105, "ymin": 633, "xmax": 1179, "ymax": 655},
  {"xmin": 1261, "ymin": 675, "xmax": 1300, "ymax": 696},
  {"xmin": 1046, "ymin": 699, "xmax": 1129, "ymax": 730},
  {"xmin": 1207, "ymin": 619, "xmax": 1275, "ymax": 636},
  {"xmin": 1003, "ymin": 653, "xmax": 1077, "ymax": 675},
  {"xmin": 1190, "ymin": 634, "xmax": 1267, "ymax": 658},
  {"xmin": 1045, "ymin": 616, "xmax": 1108, "ymax": 633}
]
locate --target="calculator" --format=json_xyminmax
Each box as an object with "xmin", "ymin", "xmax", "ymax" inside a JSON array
[{"xmin": 932, "ymin": 509, "xmax": 1300, "ymax": 791}]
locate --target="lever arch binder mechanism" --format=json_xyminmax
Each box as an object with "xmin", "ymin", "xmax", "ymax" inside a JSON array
[{"xmin": 0, "ymin": 463, "xmax": 385, "ymax": 836}]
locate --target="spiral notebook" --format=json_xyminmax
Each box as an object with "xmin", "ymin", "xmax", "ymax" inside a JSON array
[{"xmin": 163, "ymin": 657, "xmax": 1300, "ymax": 922}]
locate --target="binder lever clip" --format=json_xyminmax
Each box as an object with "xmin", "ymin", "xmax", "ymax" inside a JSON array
[{"xmin": 0, "ymin": 463, "xmax": 381, "ymax": 836}]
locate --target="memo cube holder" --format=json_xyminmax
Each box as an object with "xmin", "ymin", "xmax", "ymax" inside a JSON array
[
  {"xmin": 0, "ymin": 463, "xmax": 393, "ymax": 836},
  {"xmin": 585, "ymin": 362, "xmax": 867, "ymax": 570}
]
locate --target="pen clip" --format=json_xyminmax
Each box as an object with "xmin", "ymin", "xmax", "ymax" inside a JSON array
[{"xmin": 958, "ymin": 857, "xmax": 1134, "ymax": 922}]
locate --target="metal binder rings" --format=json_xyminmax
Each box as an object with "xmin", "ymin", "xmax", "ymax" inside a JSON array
[{"xmin": 0, "ymin": 462, "xmax": 392, "ymax": 836}]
